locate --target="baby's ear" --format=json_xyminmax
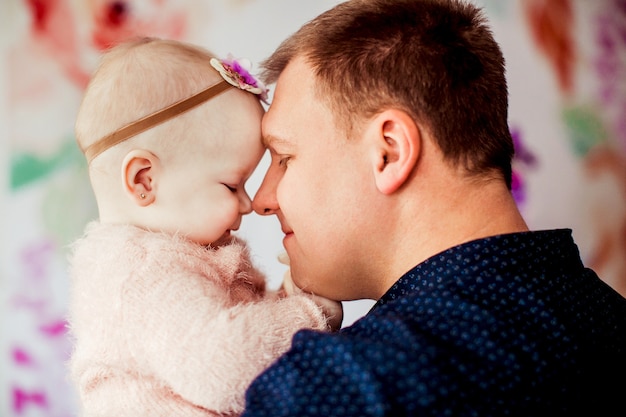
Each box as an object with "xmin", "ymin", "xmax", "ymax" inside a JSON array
[{"xmin": 122, "ymin": 149, "xmax": 158, "ymax": 206}]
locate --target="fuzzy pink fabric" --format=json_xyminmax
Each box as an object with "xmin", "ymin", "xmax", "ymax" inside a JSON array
[{"xmin": 67, "ymin": 221, "xmax": 328, "ymax": 416}]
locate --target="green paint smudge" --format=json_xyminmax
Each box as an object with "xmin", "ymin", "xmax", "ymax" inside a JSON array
[
  {"xmin": 10, "ymin": 138, "xmax": 83, "ymax": 190},
  {"xmin": 561, "ymin": 105, "xmax": 608, "ymax": 157}
]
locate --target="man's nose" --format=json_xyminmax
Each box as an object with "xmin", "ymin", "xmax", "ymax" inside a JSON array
[{"xmin": 252, "ymin": 170, "xmax": 279, "ymax": 215}]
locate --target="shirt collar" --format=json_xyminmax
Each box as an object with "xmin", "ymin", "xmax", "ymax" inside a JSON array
[{"xmin": 375, "ymin": 229, "xmax": 577, "ymax": 309}]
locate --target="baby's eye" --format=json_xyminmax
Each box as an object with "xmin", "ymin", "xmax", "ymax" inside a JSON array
[{"xmin": 223, "ymin": 184, "xmax": 237, "ymax": 193}]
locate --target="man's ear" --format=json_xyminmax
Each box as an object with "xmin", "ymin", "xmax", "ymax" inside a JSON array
[
  {"xmin": 368, "ymin": 109, "xmax": 421, "ymax": 194},
  {"xmin": 122, "ymin": 149, "xmax": 158, "ymax": 206}
]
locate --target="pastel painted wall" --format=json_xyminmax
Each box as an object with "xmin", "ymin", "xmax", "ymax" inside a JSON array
[{"xmin": 1, "ymin": 0, "xmax": 624, "ymax": 415}]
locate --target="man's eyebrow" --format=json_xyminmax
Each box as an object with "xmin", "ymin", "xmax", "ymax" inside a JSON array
[{"xmin": 262, "ymin": 133, "xmax": 291, "ymax": 148}]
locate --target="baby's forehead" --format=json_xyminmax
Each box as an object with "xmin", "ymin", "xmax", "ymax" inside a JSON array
[{"xmin": 185, "ymin": 91, "xmax": 263, "ymax": 135}]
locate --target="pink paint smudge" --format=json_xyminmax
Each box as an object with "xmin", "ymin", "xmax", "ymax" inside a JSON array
[
  {"xmin": 12, "ymin": 347, "xmax": 35, "ymax": 366},
  {"xmin": 39, "ymin": 319, "xmax": 68, "ymax": 337},
  {"xmin": 12, "ymin": 387, "xmax": 49, "ymax": 413},
  {"xmin": 23, "ymin": 0, "xmax": 91, "ymax": 88},
  {"xmin": 20, "ymin": 239, "xmax": 55, "ymax": 281},
  {"xmin": 90, "ymin": 0, "xmax": 188, "ymax": 51}
]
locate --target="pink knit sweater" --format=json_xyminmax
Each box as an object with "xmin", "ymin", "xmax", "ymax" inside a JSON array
[{"xmin": 67, "ymin": 222, "xmax": 328, "ymax": 416}]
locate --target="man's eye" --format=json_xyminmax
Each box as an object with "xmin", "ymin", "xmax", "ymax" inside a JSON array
[{"xmin": 278, "ymin": 156, "xmax": 291, "ymax": 167}]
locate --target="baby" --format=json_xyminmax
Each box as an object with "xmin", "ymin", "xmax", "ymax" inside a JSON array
[{"xmin": 67, "ymin": 37, "xmax": 342, "ymax": 417}]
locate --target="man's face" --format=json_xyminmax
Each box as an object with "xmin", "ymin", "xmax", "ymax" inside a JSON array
[{"xmin": 253, "ymin": 57, "xmax": 375, "ymax": 301}]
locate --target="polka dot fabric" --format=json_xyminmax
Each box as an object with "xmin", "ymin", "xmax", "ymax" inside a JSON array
[{"xmin": 243, "ymin": 230, "xmax": 626, "ymax": 416}]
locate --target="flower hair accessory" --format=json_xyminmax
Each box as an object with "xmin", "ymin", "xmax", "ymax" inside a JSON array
[{"xmin": 210, "ymin": 56, "xmax": 269, "ymax": 104}]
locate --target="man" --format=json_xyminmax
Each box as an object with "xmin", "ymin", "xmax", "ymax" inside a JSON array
[{"xmin": 243, "ymin": 0, "xmax": 626, "ymax": 415}]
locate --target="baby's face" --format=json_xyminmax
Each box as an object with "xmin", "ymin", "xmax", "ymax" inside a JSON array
[{"xmin": 155, "ymin": 91, "xmax": 265, "ymax": 246}]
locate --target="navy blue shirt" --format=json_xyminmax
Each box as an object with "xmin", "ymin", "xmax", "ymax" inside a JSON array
[{"xmin": 243, "ymin": 230, "xmax": 626, "ymax": 416}]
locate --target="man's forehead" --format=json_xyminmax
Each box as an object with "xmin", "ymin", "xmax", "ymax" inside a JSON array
[
  {"xmin": 273, "ymin": 57, "xmax": 316, "ymax": 102},
  {"xmin": 261, "ymin": 98, "xmax": 297, "ymax": 149},
  {"xmin": 261, "ymin": 57, "xmax": 320, "ymax": 149}
]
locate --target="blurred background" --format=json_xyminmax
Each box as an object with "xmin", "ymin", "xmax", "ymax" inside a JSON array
[{"xmin": 1, "ymin": 0, "xmax": 624, "ymax": 415}]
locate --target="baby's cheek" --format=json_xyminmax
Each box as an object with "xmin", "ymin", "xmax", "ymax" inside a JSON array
[{"xmin": 221, "ymin": 199, "xmax": 244, "ymax": 225}]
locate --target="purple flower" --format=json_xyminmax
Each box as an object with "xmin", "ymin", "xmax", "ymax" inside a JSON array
[{"xmin": 210, "ymin": 57, "xmax": 269, "ymax": 103}]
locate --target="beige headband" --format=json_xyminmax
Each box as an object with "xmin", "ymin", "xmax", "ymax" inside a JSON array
[{"xmin": 82, "ymin": 79, "xmax": 232, "ymax": 162}]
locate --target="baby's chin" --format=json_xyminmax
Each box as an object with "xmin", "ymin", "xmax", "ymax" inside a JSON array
[{"xmin": 209, "ymin": 231, "xmax": 234, "ymax": 248}]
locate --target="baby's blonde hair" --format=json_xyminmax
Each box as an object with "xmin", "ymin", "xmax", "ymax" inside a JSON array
[
  {"xmin": 75, "ymin": 37, "xmax": 230, "ymax": 212},
  {"xmin": 75, "ymin": 37, "xmax": 224, "ymax": 167}
]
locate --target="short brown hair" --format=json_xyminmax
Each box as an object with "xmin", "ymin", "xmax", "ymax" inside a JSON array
[{"xmin": 262, "ymin": 0, "xmax": 514, "ymax": 188}]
